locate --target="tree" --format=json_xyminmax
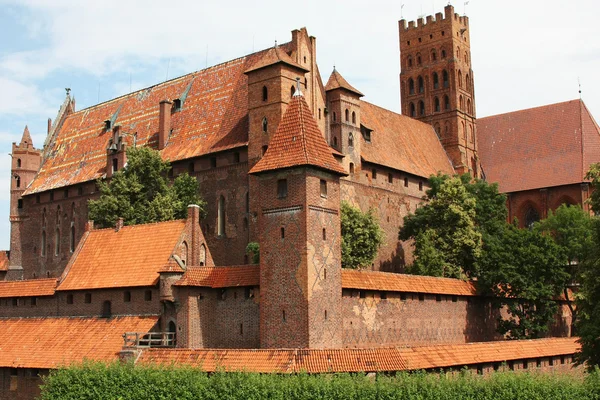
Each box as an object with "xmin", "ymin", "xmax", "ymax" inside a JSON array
[
  {"xmin": 245, "ymin": 242, "xmax": 260, "ymax": 264},
  {"xmin": 399, "ymin": 174, "xmax": 505, "ymax": 278},
  {"xmin": 478, "ymin": 223, "xmax": 569, "ymax": 339},
  {"xmin": 88, "ymin": 147, "xmax": 206, "ymax": 228},
  {"xmin": 535, "ymin": 204, "xmax": 594, "ymax": 333},
  {"xmin": 341, "ymin": 201, "xmax": 383, "ymax": 269}
]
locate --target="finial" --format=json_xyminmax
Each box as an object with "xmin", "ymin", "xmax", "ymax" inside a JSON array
[
  {"xmin": 293, "ymin": 77, "xmax": 303, "ymax": 97},
  {"xmin": 578, "ymin": 77, "xmax": 582, "ymax": 99},
  {"xmin": 65, "ymin": 88, "xmax": 71, "ymax": 97},
  {"xmin": 400, "ymin": 4, "xmax": 404, "ymax": 19},
  {"xmin": 463, "ymin": 1, "xmax": 469, "ymax": 15},
  {"xmin": 274, "ymin": 39, "xmax": 278, "ymax": 48}
]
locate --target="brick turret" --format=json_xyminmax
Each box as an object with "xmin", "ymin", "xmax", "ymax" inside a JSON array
[
  {"xmin": 8, "ymin": 126, "xmax": 41, "ymax": 279},
  {"xmin": 250, "ymin": 87, "xmax": 346, "ymax": 348},
  {"xmin": 399, "ymin": 5, "xmax": 480, "ymax": 176}
]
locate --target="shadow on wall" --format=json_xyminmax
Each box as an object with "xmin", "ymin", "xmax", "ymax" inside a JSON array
[{"xmin": 379, "ymin": 242, "xmax": 405, "ymax": 273}]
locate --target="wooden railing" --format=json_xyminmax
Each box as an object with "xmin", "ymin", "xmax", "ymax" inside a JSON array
[{"xmin": 123, "ymin": 332, "xmax": 176, "ymax": 348}]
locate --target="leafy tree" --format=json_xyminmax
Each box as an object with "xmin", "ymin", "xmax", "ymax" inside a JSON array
[
  {"xmin": 479, "ymin": 223, "xmax": 569, "ymax": 339},
  {"xmin": 341, "ymin": 201, "xmax": 383, "ymax": 269},
  {"xmin": 535, "ymin": 204, "xmax": 594, "ymax": 333},
  {"xmin": 88, "ymin": 147, "xmax": 206, "ymax": 228},
  {"xmin": 245, "ymin": 242, "xmax": 260, "ymax": 264},
  {"xmin": 399, "ymin": 174, "xmax": 504, "ymax": 278}
]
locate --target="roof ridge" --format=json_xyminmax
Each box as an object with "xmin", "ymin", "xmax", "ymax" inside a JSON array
[
  {"xmin": 478, "ymin": 98, "xmax": 581, "ymax": 120},
  {"xmin": 344, "ymin": 268, "xmax": 473, "ymax": 283},
  {"xmin": 89, "ymin": 218, "xmax": 186, "ymax": 232}
]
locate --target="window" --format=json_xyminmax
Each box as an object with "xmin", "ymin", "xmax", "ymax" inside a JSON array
[
  {"xmin": 332, "ymin": 136, "xmax": 338, "ymax": 148},
  {"xmin": 434, "ymin": 97, "xmax": 440, "ymax": 112},
  {"xmin": 436, "ymin": 294, "xmax": 442, "ymax": 302},
  {"xmin": 69, "ymin": 224, "xmax": 75, "ymax": 252},
  {"xmin": 17, "ymin": 199, "xmax": 23, "ymax": 209},
  {"xmin": 466, "ymin": 73, "xmax": 471, "ymax": 91},
  {"xmin": 443, "ymin": 70, "xmax": 449, "ymax": 88},
  {"xmin": 418, "ymin": 100, "xmax": 425, "ymax": 116},
  {"xmin": 290, "ymin": 86, "xmax": 295, "ymax": 97},
  {"xmin": 348, "ymin": 131, "xmax": 354, "ymax": 147},
  {"xmin": 217, "ymin": 195, "xmax": 225, "ymax": 236},
  {"xmin": 322, "ymin": 228, "xmax": 326, "ymax": 240},
  {"xmin": 320, "ymin": 179, "xmax": 327, "ymax": 197},
  {"xmin": 280, "ymin": 227, "xmax": 285, "ymax": 239},
  {"xmin": 210, "ymin": 157, "xmax": 217, "ymax": 168},
  {"xmin": 352, "ymin": 111, "xmax": 356, "ymax": 124},
  {"xmin": 372, "ymin": 169, "xmax": 377, "ymax": 179},
  {"xmin": 282, "ymin": 310, "xmax": 286, "ymax": 322},
  {"xmin": 63, "ymin": 189, "xmax": 68, "ymax": 198},
  {"xmin": 12, "ymin": 298, "xmax": 18, "ymax": 307},
  {"xmin": 458, "ymin": 70, "xmax": 462, "ymax": 88},
  {"xmin": 124, "ymin": 291, "xmax": 131, "ymax": 302},
  {"xmin": 145, "ymin": 290, "xmax": 152, "ymax": 301},
  {"xmin": 408, "ymin": 78, "xmax": 415, "ymax": 95},
  {"xmin": 112, "ymin": 158, "xmax": 118, "ymax": 173},
  {"xmin": 85, "ymin": 293, "xmax": 92, "ymax": 303},
  {"xmin": 66, "ymin": 294, "xmax": 73, "ymax": 304},
  {"xmin": 318, "ymin": 108, "xmax": 321, "ymax": 119},
  {"xmin": 345, "ymin": 109, "xmax": 349, "ymax": 122},
  {"xmin": 388, "ymin": 173, "xmax": 393, "ymax": 183},
  {"xmin": 200, "ymin": 244, "xmax": 206, "ymax": 266},
  {"xmin": 418, "ymin": 76, "xmax": 424, "ymax": 93},
  {"xmin": 418, "ymin": 294, "xmax": 425, "ymax": 301},
  {"xmin": 333, "ymin": 112, "xmax": 337, "ymax": 122},
  {"xmin": 50, "ymin": 191, "xmax": 54, "ymax": 201},
  {"xmin": 17, "ymin": 158, "xmax": 21, "ymax": 168},
  {"xmin": 444, "ymin": 95, "xmax": 450, "ymax": 110},
  {"xmin": 262, "ymin": 117, "xmax": 268, "ymax": 133},
  {"xmin": 404, "ymin": 177, "xmax": 409, "ymax": 187},
  {"xmin": 459, "ymin": 96, "xmax": 464, "ymax": 111},
  {"xmin": 36, "ymin": 194, "xmax": 40, "ymax": 203},
  {"xmin": 433, "ymin": 72, "xmax": 439, "ymax": 89},
  {"xmin": 349, "ymin": 163, "xmax": 355, "ymax": 174},
  {"xmin": 407, "ymin": 56, "xmax": 412, "ymax": 67},
  {"xmin": 233, "ymin": 152, "xmax": 240, "ymax": 163},
  {"xmin": 409, "ymin": 102, "xmax": 416, "ymax": 117},
  {"xmin": 524, "ymin": 206, "xmax": 540, "ymax": 228},
  {"xmin": 172, "ymin": 99, "xmax": 182, "ymax": 112},
  {"xmin": 277, "ymin": 179, "xmax": 288, "ymax": 199},
  {"xmin": 262, "ymin": 85, "xmax": 268, "ymax": 101},
  {"xmin": 261, "ymin": 145, "xmax": 268, "ymax": 156},
  {"xmin": 441, "ymin": 48, "xmax": 446, "ymax": 58},
  {"xmin": 101, "ymin": 300, "xmax": 112, "ymax": 318},
  {"xmin": 30, "ymin": 297, "xmax": 37, "ymax": 306},
  {"xmin": 54, "ymin": 227, "xmax": 60, "ymax": 256},
  {"xmin": 467, "ymin": 99, "xmax": 472, "ymax": 114},
  {"xmin": 188, "ymin": 162, "xmax": 195, "ymax": 173},
  {"xmin": 15, "ymin": 175, "xmax": 20, "ymax": 188},
  {"xmin": 452, "ymin": 296, "xmax": 458, "ymax": 302},
  {"xmin": 417, "ymin": 54, "xmax": 421, "ymax": 65},
  {"xmin": 419, "ymin": 181, "xmax": 423, "ymax": 191},
  {"xmin": 431, "ymin": 49, "xmax": 437, "ymax": 61}
]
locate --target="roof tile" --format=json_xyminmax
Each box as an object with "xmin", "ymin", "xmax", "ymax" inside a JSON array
[
  {"xmin": 0, "ymin": 278, "xmax": 56, "ymax": 298},
  {"xmin": 175, "ymin": 265, "xmax": 259, "ymax": 288}
]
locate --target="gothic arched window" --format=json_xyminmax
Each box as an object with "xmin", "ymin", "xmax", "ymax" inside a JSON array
[
  {"xmin": 262, "ymin": 86, "xmax": 268, "ymax": 101},
  {"xmin": 432, "ymin": 72, "xmax": 439, "ymax": 89},
  {"xmin": 418, "ymin": 76, "xmax": 424, "ymax": 93},
  {"xmin": 443, "ymin": 70, "xmax": 449, "ymax": 88},
  {"xmin": 444, "ymin": 95, "xmax": 450, "ymax": 110},
  {"xmin": 418, "ymin": 101, "xmax": 425, "ymax": 116},
  {"xmin": 217, "ymin": 196, "xmax": 225, "ymax": 237},
  {"xmin": 525, "ymin": 206, "xmax": 540, "ymax": 229},
  {"xmin": 408, "ymin": 78, "xmax": 415, "ymax": 95},
  {"xmin": 409, "ymin": 102, "xmax": 416, "ymax": 117},
  {"xmin": 434, "ymin": 97, "xmax": 440, "ymax": 112},
  {"xmin": 262, "ymin": 117, "xmax": 268, "ymax": 133}
]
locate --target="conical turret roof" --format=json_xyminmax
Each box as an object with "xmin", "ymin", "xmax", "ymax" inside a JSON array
[
  {"xmin": 324, "ymin": 68, "xmax": 363, "ymax": 96},
  {"xmin": 20, "ymin": 126, "xmax": 33, "ymax": 148}
]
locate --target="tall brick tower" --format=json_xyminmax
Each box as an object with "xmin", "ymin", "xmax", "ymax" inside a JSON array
[
  {"xmin": 399, "ymin": 5, "xmax": 480, "ymax": 176},
  {"xmin": 249, "ymin": 86, "xmax": 347, "ymax": 348},
  {"xmin": 9, "ymin": 126, "xmax": 41, "ymax": 279}
]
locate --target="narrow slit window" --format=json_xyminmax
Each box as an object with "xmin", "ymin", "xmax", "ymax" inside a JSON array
[
  {"xmin": 277, "ymin": 179, "xmax": 288, "ymax": 199},
  {"xmin": 320, "ymin": 179, "xmax": 327, "ymax": 198}
]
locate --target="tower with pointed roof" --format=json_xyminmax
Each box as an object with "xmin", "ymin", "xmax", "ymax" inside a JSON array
[
  {"xmin": 325, "ymin": 68, "xmax": 363, "ymax": 175},
  {"xmin": 399, "ymin": 4, "xmax": 480, "ymax": 177},
  {"xmin": 250, "ymin": 87, "xmax": 347, "ymax": 348},
  {"xmin": 8, "ymin": 127, "xmax": 41, "ymax": 279}
]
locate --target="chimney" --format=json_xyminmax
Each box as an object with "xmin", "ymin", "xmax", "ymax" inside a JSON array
[
  {"xmin": 85, "ymin": 220, "xmax": 94, "ymax": 232},
  {"xmin": 47, "ymin": 118, "xmax": 52, "ymax": 134},
  {"xmin": 158, "ymin": 100, "xmax": 173, "ymax": 150},
  {"xmin": 115, "ymin": 217, "xmax": 124, "ymax": 232}
]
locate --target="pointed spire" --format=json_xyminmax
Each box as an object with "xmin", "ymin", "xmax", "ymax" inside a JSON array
[
  {"xmin": 324, "ymin": 68, "xmax": 364, "ymax": 96},
  {"xmin": 249, "ymin": 93, "xmax": 347, "ymax": 176},
  {"xmin": 20, "ymin": 125, "xmax": 33, "ymax": 148}
]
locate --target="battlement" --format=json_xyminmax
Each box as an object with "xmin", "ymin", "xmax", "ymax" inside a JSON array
[{"xmin": 399, "ymin": 4, "xmax": 468, "ymax": 32}]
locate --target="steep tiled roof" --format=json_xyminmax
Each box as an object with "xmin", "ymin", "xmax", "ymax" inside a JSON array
[
  {"xmin": 20, "ymin": 126, "xmax": 33, "ymax": 147},
  {"xmin": 24, "ymin": 44, "xmax": 295, "ymax": 195},
  {"xmin": 342, "ymin": 269, "xmax": 477, "ymax": 296},
  {"xmin": 0, "ymin": 279, "xmax": 56, "ymax": 298},
  {"xmin": 57, "ymin": 220, "xmax": 185, "ymax": 291},
  {"xmin": 250, "ymin": 92, "xmax": 347, "ymax": 175},
  {"xmin": 0, "ymin": 316, "xmax": 158, "ymax": 368},
  {"xmin": 324, "ymin": 69, "xmax": 364, "ymax": 96},
  {"xmin": 244, "ymin": 45, "xmax": 308, "ymax": 74},
  {"xmin": 399, "ymin": 337, "xmax": 579, "ymax": 370},
  {"xmin": 478, "ymin": 99, "xmax": 600, "ymax": 193},
  {"xmin": 175, "ymin": 265, "xmax": 259, "ymax": 288},
  {"xmin": 138, "ymin": 338, "xmax": 578, "ymax": 372},
  {"xmin": 0, "ymin": 251, "xmax": 8, "ymax": 272},
  {"xmin": 360, "ymin": 101, "xmax": 454, "ymax": 178}
]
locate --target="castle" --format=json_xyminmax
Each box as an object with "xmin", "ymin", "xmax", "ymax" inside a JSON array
[{"xmin": 0, "ymin": 4, "xmax": 592, "ymax": 399}]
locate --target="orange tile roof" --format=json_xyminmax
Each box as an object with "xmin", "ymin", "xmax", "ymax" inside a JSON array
[
  {"xmin": 139, "ymin": 347, "xmax": 407, "ymax": 373},
  {"xmin": 399, "ymin": 337, "xmax": 579, "ymax": 370},
  {"xmin": 342, "ymin": 269, "xmax": 477, "ymax": 296},
  {"xmin": 57, "ymin": 220, "xmax": 185, "ymax": 291},
  {"xmin": 244, "ymin": 45, "xmax": 308, "ymax": 74},
  {"xmin": 139, "ymin": 338, "xmax": 578, "ymax": 373},
  {"xmin": 0, "ymin": 251, "xmax": 8, "ymax": 272},
  {"xmin": 478, "ymin": 99, "xmax": 600, "ymax": 193},
  {"xmin": 24, "ymin": 43, "xmax": 296, "ymax": 195},
  {"xmin": 175, "ymin": 265, "xmax": 259, "ymax": 288},
  {"xmin": 324, "ymin": 69, "xmax": 364, "ymax": 96},
  {"xmin": 0, "ymin": 316, "xmax": 158, "ymax": 369},
  {"xmin": 250, "ymin": 93, "xmax": 347, "ymax": 176},
  {"xmin": 0, "ymin": 279, "xmax": 57, "ymax": 298},
  {"xmin": 360, "ymin": 101, "xmax": 454, "ymax": 178}
]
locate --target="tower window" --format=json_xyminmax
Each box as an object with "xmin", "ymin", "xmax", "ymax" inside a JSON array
[
  {"xmin": 408, "ymin": 78, "xmax": 415, "ymax": 95},
  {"xmin": 333, "ymin": 112, "xmax": 337, "ymax": 122},
  {"xmin": 17, "ymin": 159, "xmax": 21, "ymax": 168},
  {"xmin": 388, "ymin": 173, "xmax": 393, "ymax": 184},
  {"xmin": 348, "ymin": 131, "xmax": 354, "ymax": 147},
  {"xmin": 112, "ymin": 158, "xmax": 118, "ymax": 173},
  {"xmin": 434, "ymin": 97, "xmax": 440, "ymax": 112},
  {"xmin": 407, "ymin": 56, "xmax": 412, "ymax": 67},
  {"xmin": 431, "ymin": 49, "xmax": 437, "ymax": 61},
  {"xmin": 262, "ymin": 85, "xmax": 268, "ymax": 101},
  {"xmin": 345, "ymin": 109, "xmax": 349, "ymax": 122},
  {"xmin": 433, "ymin": 72, "xmax": 439, "ymax": 89},
  {"xmin": 352, "ymin": 111, "xmax": 356, "ymax": 124},
  {"xmin": 467, "ymin": 99, "xmax": 472, "ymax": 115},
  {"xmin": 15, "ymin": 176, "xmax": 20, "ymax": 188},
  {"xmin": 458, "ymin": 70, "xmax": 463, "ymax": 88},
  {"xmin": 85, "ymin": 293, "xmax": 92, "ymax": 303},
  {"xmin": 418, "ymin": 101, "xmax": 425, "ymax": 116},
  {"xmin": 318, "ymin": 108, "xmax": 321, "ymax": 119},
  {"xmin": 322, "ymin": 228, "xmax": 326, "ymax": 240},
  {"xmin": 280, "ymin": 227, "xmax": 285, "ymax": 239},
  {"xmin": 466, "ymin": 74, "xmax": 471, "ymax": 91},
  {"xmin": 418, "ymin": 76, "xmax": 424, "ymax": 93},
  {"xmin": 409, "ymin": 103, "xmax": 416, "ymax": 117},
  {"xmin": 217, "ymin": 195, "xmax": 226, "ymax": 236},
  {"xmin": 290, "ymin": 85, "xmax": 295, "ymax": 98},
  {"xmin": 441, "ymin": 48, "xmax": 446, "ymax": 58},
  {"xmin": 332, "ymin": 136, "xmax": 338, "ymax": 148},
  {"xmin": 444, "ymin": 95, "xmax": 450, "ymax": 110},
  {"xmin": 372, "ymin": 169, "xmax": 377, "ymax": 179},
  {"xmin": 459, "ymin": 96, "xmax": 464, "ymax": 111},
  {"xmin": 320, "ymin": 179, "xmax": 327, "ymax": 198},
  {"xmin": 404, "ymin": 177, "xmax": 409, "ymax": 187},
  {"xmin": 419, "ymin": 181, "xmax": 423, "ymax": 191},
  {"xmin": 70, "ymin": 224, "xmax": 75, "ymax": 252},
  {"xmin": 277, "ymin": 179, "xmax": 288, "ymax": 199},
  {"xmin": 349, "ymin": 163, "xmax": 355, "ymax": 174},
  {"xmin": 17, "ymin": 199, "xmax": 23, "ymax": 209},
  {"xmin": 443, "ymin": 70, "xmax": 449, "ymax": 88},
  {"xmin": 262, "ymin": 117, "xmax": 268, "ymax": 133},
  {"xmin": 54, "ymin": 227, "xmax": 60, "ymax": 256},
  {"xmin": 417, "ymin": 54, "xmax": 421, "ymax": 65},
  {"xmin": 41, "ymin": 230, "xmax": 46, "ymax": 256}
]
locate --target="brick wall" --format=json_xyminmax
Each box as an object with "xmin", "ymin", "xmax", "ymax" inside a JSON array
[{"xmin": 0, "ymin": 368, "xmax": 47, "ymax": 400}]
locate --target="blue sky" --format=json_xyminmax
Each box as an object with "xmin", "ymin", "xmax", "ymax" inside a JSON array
[{"xmin": 0, "ymin": 0, "xmax": 598, "ymax": 249}]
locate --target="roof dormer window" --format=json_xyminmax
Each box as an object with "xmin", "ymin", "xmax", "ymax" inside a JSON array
[
  {"xmin": 172, "ymin": 99, "xmax": 182, "ymax": 112},
  {"xmin": 104, "ymin": 120, "xmax": 111, "ymax": 130},
  {"xmin": 361, "ymin": 125, "xmax": 372, "ymax": 143}
]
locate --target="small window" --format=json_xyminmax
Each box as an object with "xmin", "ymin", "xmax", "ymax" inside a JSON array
[
  {"xmin": 15, "ymin": 176, "xmax": 20, "ymax": 188},
  {"xmin": 31, "ymin": 297, "xmax": 37, "ymax": 306},
  {"xmin": 290, "ymin": 86, "xmax": 295, "ymax": 98},
  {"xmin": 443, "ymin": 70, "xmax": 449, "ymax": 88},
  {"xmin": 348, "ymin": 131, "xmax": 354, "ymax": 147},
  {"xmin": 261, "ymin": 145, "xmax": 268, "ymax": 156},
  {"xmin": 240, "ymin": 323, "xmax": 244, "ymax": 335},
  {"xmin": 359, "ymin": 291, "xmax": 366, "ymax": 299},
  {"xmin": 418, "ymin": 76, "xmax": 424, "ymax": 93},
  {"xmin": 49, "ymin": 192, "xmax": 54, "ymax": 201},
  {"xmin": 452, "ymin": 296, "xmax": 458, "ymax": 302},
  {"xmin": 333, "ymin": 112, "xmax": 337, "ymax": 122},
  {"xmin": 69, "ymin": 225, "xmax": 75, "ymax": 252},
  {"xmin": 12, "ymin": 298, "xmax": 18, "ymax": 307},
  {"xmin": 85, "ymin": 293, "xmax": 92, "ymax": 304},
  {"xmin": 188, "ymin": 162, "xmax": 195, "ymax": 173},
  {"xmin": 434, "ymin": 97, "xmax": 440, "ymax": 112},
  {"xmin": 322, "ymin": 228, "xmax": 326, "ymax": 240},
  {"xmin": 324, "ymin": 310, "xmax": 328, "ymax": 320},
  {"xmin": 433, "ymin": 72, "xmax": 439, "ymax": 89},
  {"xmin": 280, "ymin": 227, "xmax": 285, "ymax": 239},
  {"xmin": 318, "ymin": 108, "xmax": 321, "ymax": 119},
  {"xmin": 372, "ymin": 169, "xmax": 377, "ymax": 179},
  {"xmin": 436, "ymin": 294, "xmax": 442, "ymax": 302},
  {"xmin": 233, "ymin": 152, "xmax": 240, "ymax": 163},
  {"xmin": 409, "ymin": 103, "xmax": 416, "ymax": 117},
  {"xmin": 63, "ymin": 189, "xmax": 68, "ymax": 198},
  {"xmin": 320, "ymin": 179, "xmax": 327, "ymax": 198},
  {"xmin": 104, "ymin": 120, "xmax": 112, "ymax": 130},
  {"xmin": 345, "ymin": 109, "xmax": 349, "ymax": 122},
  {"xmin": 41, "ymin": 230, "xmax": 46, "ymax": 257},
  {"xmin": 54, "ymin": 227, "xmax": 60, "ymax": 256},
  {"xmin": 408, "ymin": 78, "xmax": 415, "ymax": 95},
  {"xmin": 277, "ymin": 179, "xmax": 288, "ymax": 199},
  {"xmin": 145, "ymin": 290, "xmax": 152, "ymax": 301},
  {"xmin": 124, "ymin": 291, "xmax": 131, "ymax": 302},
  {"xmin": 67, "ymin": 294, "xmax": 73, "ymax": 304},
  {"xmin": 388, "ymin": 173, "xmax": 393, "ymax": 184},
  {"xmin": 112, "ymin": 158, "xmax": 118, "ymax": 173},
  {"xmin": 210, "ymin": 157, "xmax": 217, "ymax": 168},
  {"xmin": 262, "ymin": 85, "xmax": 268, "ymax": 101},
  {"xmin": 407, "ymin": 56, "xmax": 412, "ymax": 67},
  {"xmin": 101, "ymin": 300, "xmax": 112, "ymax": 318},
  {"xmin": 36, "ymin": 195, "xmax": 40, "ymax": 204},
  {"xmin": 217, "ymin": 196, "xmax": 226, "ymax": 237},
  {"xmin": 381, "ymin": 291, "xmax": 387, "ymax": 300},
  {"xmin": 404, "ymin": 177, "xmax": 408, "ymax": 187},
  {"xmin": 444, "ymin": 95, "xmax": 450, "ymax": 110},
  {"xmin": 17, "ymin": 199, "xmax": 23, "ymax": 209},
  {"xmin": 282, "ymin": 309, "xmax": 286, "ymax": 322},
  {"xmin": 400, "ymin": 293, "xmax": 407, "ymax": 301},
  {"xmin": 418, "ymin": 294, "xmax": 425, "ymax": 301},
  {"xmin": 418, "ymin": 100, "xmax": 425, "ymax": 116},
  {"xmin": 352, "ymin": 111, "xmax": 356, "ymax": 124},
  {"xmin": 17, "ymin": 159, "xmax": 21, "ymax": 168},
  {"xmin": 332, "ymin": 136, "xmax": 338, "ymax": 147},
  {"xmin": 419, "ymin": 181, "xmax": 423, "ymax": 191},
  {"xmin": 349, "ymin": 163, "xmax": 355, "ymax": 174},
  {"xmin": 262, "ymin": 117, "xmax": 268, "ymax": 133}
]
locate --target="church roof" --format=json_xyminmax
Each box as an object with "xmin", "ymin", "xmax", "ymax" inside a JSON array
[
  {"xmin": 478, "ymin": 99, "xmax": 600, "ymax": 193},
  {"xmin": 57, "ymin": 219, "xmax": 186, "ymax": 291},
  {"xmin": 360, "ymin": 101, "xmax": 454, "ymax": 178},
  {"xmin": 0, "ymin": 316, "xmax": 158, "ymax": 368},
  {"xmin": 249, "ymin": 92, "xmax": 347, "ymax": 176},
  {"xmin": 324, "ymin": 69, "xmax": 364, "ymax": 96},
  {"xmin": 24, "ymin": 43, "xmax": 294, "ymax": 196},
  {"xmin": 0, "ymin": 278, "xmax": 56, "ymax": 298}
]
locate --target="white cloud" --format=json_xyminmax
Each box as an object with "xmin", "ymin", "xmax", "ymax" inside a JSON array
[{"xmin": 0, "ymin": 77, "xmax": 56, "ymax": 117}]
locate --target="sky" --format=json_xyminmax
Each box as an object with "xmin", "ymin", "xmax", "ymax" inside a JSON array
[{"xmin": 0, "ymin": 0, "xmax": 598, "ymax": 249}]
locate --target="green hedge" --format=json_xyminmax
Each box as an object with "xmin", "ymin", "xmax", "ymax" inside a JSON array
[{"xmin": 40, "ymin": 362, "xmax": 600, "ymax": 400}]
